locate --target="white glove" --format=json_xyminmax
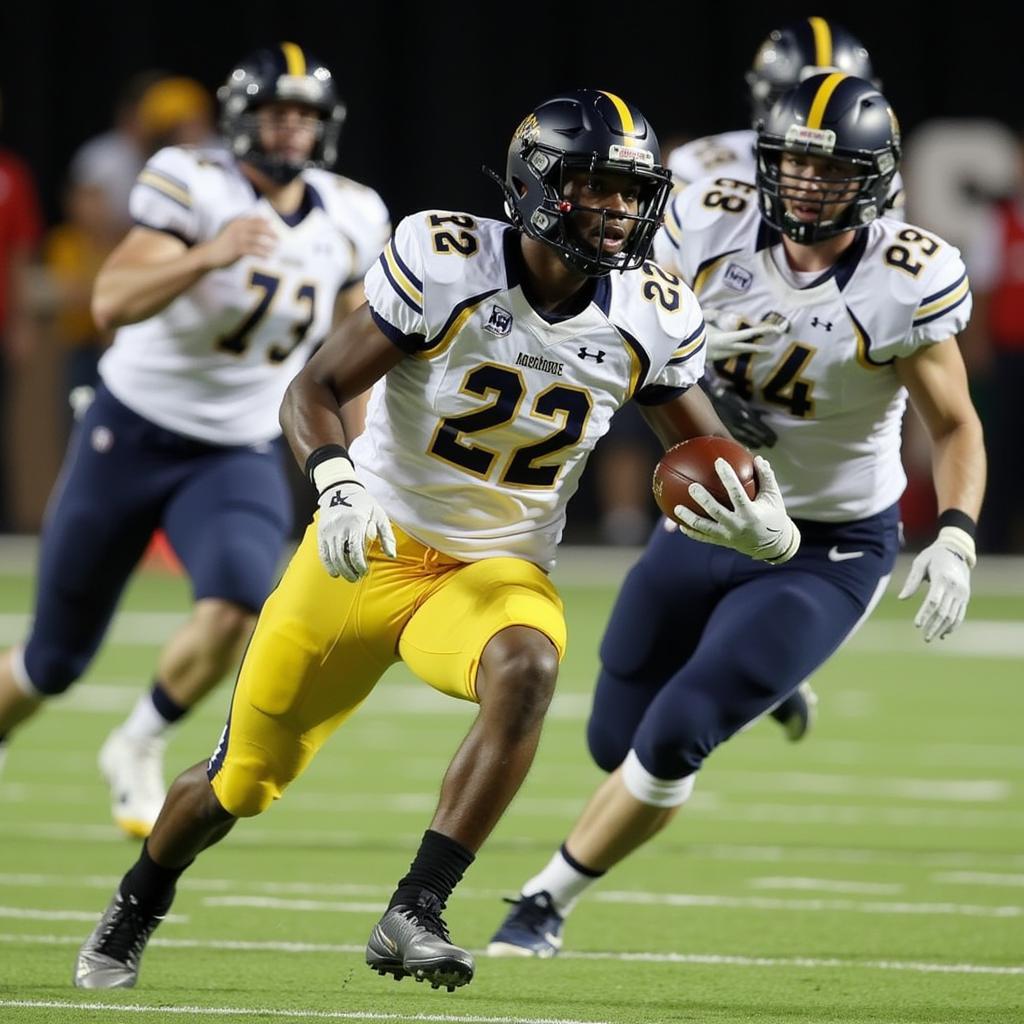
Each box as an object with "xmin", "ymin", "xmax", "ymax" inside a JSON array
[
  {"xmin": 897, "ymin": 526, "xmax": 975, "ymax": 642},
  {"xmin": 704, "ymin": 309, "xmax": 787, "ymax": 361},
  {"xmin": 672, "ymin": 455, "xmax": 801, "ymax": 564},
  {"xmin": 312, "ymin": 456, "xmax": 396, "ymax": 582}
]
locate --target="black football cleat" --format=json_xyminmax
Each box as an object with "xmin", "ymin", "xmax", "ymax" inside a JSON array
[
  {"xmin": 74, "ymin": 889, "xmax": 171, "ymax": 988},
  {"xmin": 366, "ymin": 890, "xmax": 474, "ymax": 991},
  {"xmin": 769, "ymin": 682, "xmax": 819, "ymax": 742}
]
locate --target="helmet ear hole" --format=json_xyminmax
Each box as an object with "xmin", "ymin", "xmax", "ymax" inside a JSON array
[{"xmin": 511, "ymin": 176, "xmax": 528, "ymax": 199}]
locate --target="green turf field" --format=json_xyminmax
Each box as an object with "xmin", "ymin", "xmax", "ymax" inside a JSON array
[{"xmin": 1, "ymin": 546, "xmax": 1022, "ymax": 1023}]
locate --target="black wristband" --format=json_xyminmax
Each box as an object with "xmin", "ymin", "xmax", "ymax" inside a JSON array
[
  {"xmin": 937, "ymin": 508, "xmax": 976, "ymax": 539},
  {"xmin": 304, "ymin": 444, "xmax": 353, "ymax": 488}
]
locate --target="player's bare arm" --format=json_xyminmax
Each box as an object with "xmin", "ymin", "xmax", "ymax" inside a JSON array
[
  {"xmin": 280, "ymin": 301, "xmax": 402, "ymax": 462},
  {"xmin": 92, "ymin": 217, "xmax": 277, "ymax": 329},
  {"xmin": 638, "ymin": 385, "xmax": 729, "ymax": 449},
  {"xmin": 895, "ymin": 337, "xmax": 986, "ymax": 521}
]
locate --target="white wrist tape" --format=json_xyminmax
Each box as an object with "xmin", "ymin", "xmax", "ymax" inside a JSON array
[
  {"xmin": 312, "ymin": 456, "xmax": 361, "ymax": 496},
  {"xmin": 621, "ymin": 749, "xmax": 696, "ymax": 808},
  {"xmin": 937, "ymin": 525, "xmax": 976, "ymax": 569}
]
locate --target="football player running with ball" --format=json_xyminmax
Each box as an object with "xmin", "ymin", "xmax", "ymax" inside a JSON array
[
  {"xmin": 73, "ymin": 89, "xmax": 800, "ymax": 993},
  {"xmin": 0, "ymin": 44, "xmax": 390, "ymax": 835},
  {"xmin": 488, "ymin": 75, "xmax": 985, "ymax": 958}
]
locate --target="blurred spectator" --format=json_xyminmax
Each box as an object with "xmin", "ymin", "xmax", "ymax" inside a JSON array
[
  {"xmin": 68, "ymin": 71, "xmax": 169, "ymax": 237},
  {"xmin": 961, "ymin": 131, "xmax": 1024, "ymax": 552},
  {"xmin": 0, "ymin": 92, "xmax": 44, "ymax": 531},
  {"xmin": 135, "ymin": 76, "xmax": 216, "ymax": 153},
  {"xmin": 43, "ymin": 176, "xmax": 122, "ymax": 421}
]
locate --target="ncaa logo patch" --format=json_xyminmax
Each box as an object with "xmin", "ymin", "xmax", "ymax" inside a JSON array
[
  {"xmin": 724, "ymin": 263, "xmax": 753, "ymax": 293},
  {"xmin": 484, "ymin": 305, "xmax": 514, "ymax": 337}
]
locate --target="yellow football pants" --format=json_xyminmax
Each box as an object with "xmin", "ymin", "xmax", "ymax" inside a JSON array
[{"xmin": 209, "ymin": 521, "xmax": 566, "ymax": 817}]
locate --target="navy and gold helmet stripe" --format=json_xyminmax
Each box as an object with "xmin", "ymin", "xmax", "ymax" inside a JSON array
[
  {"xmin": 848, "ymin": 306, "xmax": 891, "ymax": 369},
  {"xmin": 914, "ymin": 271, "xmax": 970, "ymax": 326},
  {"xmin": 280, "ymin": 41, "xmax": 307, "ymax": 76},
  {"xmin": 806, "ymin": 72, "xmax": 849, "ymax": 130},
  {"xmin": 378, "ymin": 239, "xmax": 423, "ymax": 314},
  {"xmin": 668, "ymin": 320, "xmax": 707, "ymax": 365},
  {"xmin": 137, "ymin": 168, "xmax": 192, "ymax": 210},
  {"xmin": 419, "ymin": 289, "xmax": 502, "ymax": 360},
  {"xmin": 693, "ymin": 250, "xmax": 740, "ymax": 297},
  {"xmin": 598, "ymin": 90, "xmax": 636, "ymax": 136},
  {"xmin": 807, "ymin": 17, "xmax": 834, "ymax": 67}
]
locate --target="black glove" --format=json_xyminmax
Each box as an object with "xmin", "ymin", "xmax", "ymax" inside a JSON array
[{"xmin": 699, "ymin": 375, "xmax": 778, "ymax": 450}]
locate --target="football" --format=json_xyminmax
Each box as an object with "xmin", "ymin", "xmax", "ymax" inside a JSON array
[{"xmin": 652, "ymin": 436, "xmax": 758, "ymax": 520}]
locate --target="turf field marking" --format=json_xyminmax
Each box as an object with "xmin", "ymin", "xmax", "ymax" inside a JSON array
[
  {"xmin": 596, "ymin": 890, "xmax": 1021, "ymax": 917},
  {"xmin": 746, "ymin": 877, "xmax": 904, "ymax": 895},
  {"xmin": 204, "ymin": 896, "xmax": 384, "ymax": 913},
  {"xmin": 1, "ymin": 934, "xmax": 1021, "ymax": 977},
  {"xmin": 0, "ymin": 1001, "xmax": 608, "ymax": 1024},
  {"xmin": 0, "ymin": 906, "xmax": 187, "ymax": 923},
  {"xmin": 932, "ymin": 871, "xmax": 1024, "ymax": 888}
]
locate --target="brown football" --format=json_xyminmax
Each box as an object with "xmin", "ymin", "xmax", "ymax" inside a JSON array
[{"xmin": 652, "ymin": 436, "xmax": 758, "ymax": 520}]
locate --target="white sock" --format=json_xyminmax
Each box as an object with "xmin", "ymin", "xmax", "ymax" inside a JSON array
[
  {"xmin": 120, "ymin": 692, "xmax": 172, "ymax": 741},
  {"xmin": 521, "ymin": 846, "xmax": 603, "ymax": 917}
]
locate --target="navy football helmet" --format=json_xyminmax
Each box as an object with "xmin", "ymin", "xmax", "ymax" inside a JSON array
[
  {"xmin": 747, "ymin": 18, "xmax": 877, "ymax": 127},
  {"xmin": 756, "ymin": 74, "xmax": 901, "ymax": 244},
  {"xmin": 217, "ymin": 42, "xmax": 346, "ymax": 183},
  {"xmin": 490, "ymin": 89, "xmax": 673, "ymax": 277}
]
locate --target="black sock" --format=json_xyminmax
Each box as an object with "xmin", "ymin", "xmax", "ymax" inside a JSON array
[
  {"xmin": 150, "ymin": 681, "xmax": 188, "ymax": 724},
  {"xmin": 119, "ymin": 841, "xmax": 191, "ymax": 912},
  {"xmin": 388, "ymin": 829, "xmax": 475, "ymax": 910}
]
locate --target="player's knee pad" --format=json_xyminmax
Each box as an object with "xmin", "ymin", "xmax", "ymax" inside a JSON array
[
  {"xmin": 19, "ymin": 641, "xmax": 90, "ymax": 696},
  {"xmin": 209, "ymin": 764, "xmax": 277, "ymax": 819},
  {"xmin": 621, "ymin": 748, "xmax": 696, "ymax": 808},
  {"xmin": 586, "ymin": 708, "xmax": 634, "ymax": 774}
]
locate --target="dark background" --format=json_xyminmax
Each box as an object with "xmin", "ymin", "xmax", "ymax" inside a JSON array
[{"xmin": 0, "ymin": 2, "xmax": 1015, "ymax": 227}]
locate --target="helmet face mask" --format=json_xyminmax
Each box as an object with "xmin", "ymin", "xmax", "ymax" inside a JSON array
[
  {"xmin": 756, "ymin": 74, "xmax": 900, "ymax": 245},
  {"xmin": 492, "ymin": 90, "xmax": 673, "ymax": 277},
  {"xmin": 217, "ymin": 44, "xmax": 346, "ymax": 184},
  {"xmin": 746, "ymin": 18, "xmax": 877, "ymax": 127}
]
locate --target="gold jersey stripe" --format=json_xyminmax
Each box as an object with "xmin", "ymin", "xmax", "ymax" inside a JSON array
[
  {"xmin": 137, "ymin": 169, "xmax": 192, "ymax": 208},
  {"xmin": 915, "ymin": 278, "xmax": 970, "ymax": 320},
  {"xmin": 384, "ymin": 240, "xmax": 423, "ymax": 305}
]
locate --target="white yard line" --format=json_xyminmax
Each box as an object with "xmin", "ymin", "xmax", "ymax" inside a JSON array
[
  {"xmin": 0, "ymin": 934, "xmax": 1020, "ymax": 977},
  {"xmin": 0, "ymin": 1001, "xmax": 607, "ymax": 1024},
  {"xmin": 932, "ymin": 872, "xmax": 1024, "ymax": 888},
  {"xmin": 746, "ymin": 877, "xmax": 904, "ymax": 895}
]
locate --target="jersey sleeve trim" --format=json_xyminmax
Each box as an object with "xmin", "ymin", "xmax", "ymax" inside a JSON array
[
  {"xmin": 418, "ymin": 288, "xmax": 501, "ymax": 360},
  {"xmin": 378, "ymin": 237, "xmax": 424, "ymax": 314},
  {"xmin": 662, "ymin": 195, "xmax": 684, "ymax": 250},
  {"xmin": 136, "ymin": 167, "xmax": 193, "ymax": 210},
  {"xmin": 913, "ymin": 270, "xmax": 970, "ymax": 326},
  {"xmin": 848, "ymin": 306, "xmax": 892, "ymax": 369},
  {"xmin": 667, "ymin": 320, "xmax": 707, "ymax": 365},
  {"xmin": 368, "ymin": 304, "xmax": 425, "ymax": 355},
  {"xmin": 614, "ymin": 325, "xmax": 650, "ymax": 400},
  {"xmin": 635, "ymin": 383, "xmax": 692, "ymax": 406},
  {"xmin": 132, "ymin": 219, "xmax": 195, "ymax": 247},
  {"xmin": 694, "ymin": 249, "xmax": 741, "ymax": 295}
]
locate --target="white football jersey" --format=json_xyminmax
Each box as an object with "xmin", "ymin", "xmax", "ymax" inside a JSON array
[
  {"xmin": 667, "ymin": 130, "xmax": 905, "ymax": 217},
  {"xmin": 352, "ymin": 213, "xmax": 707, "ymax": 568},
  {"xmin": 99, "ymin": 145, "xmax": 390, "ymax": 446},
  {"xmin": 655, "ymin": 176, "xmax": 971, "ymax": 522}
]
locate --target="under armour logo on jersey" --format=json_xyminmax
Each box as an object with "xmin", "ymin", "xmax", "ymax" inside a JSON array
[
  {"xmin": 578, "ymin": 347, "xmax": 606, "ymax": 363},
  {"xmin": 329, "ymin": 492, "xmax": 352, "ymax": 508},
  {"xmin": 484, "ymin": 304, "xmax": 513, "ymax": 337},
  {"xmin": 811, "ymin": 317, "xmax": 833, "ymax": 331}
]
